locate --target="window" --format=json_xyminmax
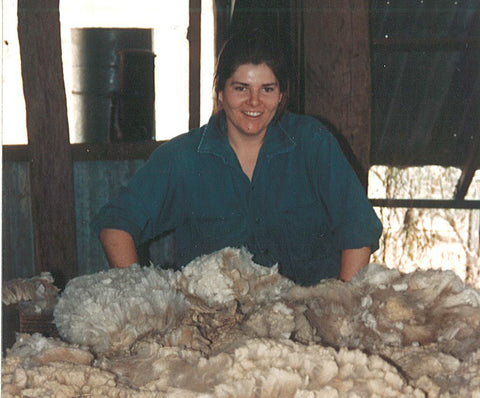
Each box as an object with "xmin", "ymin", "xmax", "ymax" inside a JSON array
[
  {"xmin": 369, "ymin": 166, "xmax": 480, "ymax": 284},
  {"xmin": 1, "ymin": 0, "xmax": 214, "ymax": 144},
  {"xmin": 2, "ymin": 0, "xmax": 27, "ymax": 145}
]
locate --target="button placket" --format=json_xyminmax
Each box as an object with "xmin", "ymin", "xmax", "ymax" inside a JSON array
[{"xmin": 247, "ymin": 170, "xmax": 269, "ymax": 258}]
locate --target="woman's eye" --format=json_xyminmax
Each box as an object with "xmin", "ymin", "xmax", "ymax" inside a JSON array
[
  {"xmin": 234, "ymin": 86, "xmax": 246, "ymax": 92},
  {"xmin": 263, "ymin": 86, "xmax": 275, "ymax": 93}
]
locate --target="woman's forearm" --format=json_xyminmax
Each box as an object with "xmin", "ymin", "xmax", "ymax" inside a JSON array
[
  {"xmin": 339, "ymin": 246, "xmax": 371, "ymax": 281},
  {"xmin": 99, "ymin": 228, "xmax": 139, "ymax": 268}
]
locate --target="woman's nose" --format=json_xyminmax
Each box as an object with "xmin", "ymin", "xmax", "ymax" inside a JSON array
[{"xmin": 248, "ymin": 89, "xmax": 260, "ymax": 106}]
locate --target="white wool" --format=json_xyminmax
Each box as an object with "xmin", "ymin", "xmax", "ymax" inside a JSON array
[
  {"xmin": 4, "ymin": 333, "xmax": 94, "ymax": 372},
  {"xmin": 2, "ymin": 272, "xmax": 59, "ymax": 309},
  {"xmin": 4, "ymin": 249, "xmax": 480, "ymax": 397},
  {"xmin": 392, "ymin": 283, "xmax": 408, "ymax": 291},
  {"xmin": 242, "ymin": 302, "xmax": 295, "ymax": 340},
  {"xmin": 213, "ymin": 339, "xmax": 421, "ymax": 397},
  {"xmin": 7, "ymin": 333, "xmax": 77, "ymax": 361},
  {"xmin": 360, "ymin": 294, "xmax": 372, "ymax": 308},
  {"xmin": 180, "ymin": 249, "xmax": 236, "ymax": 306},
  {"xmin": 54, "ymin": 264, "xmax": 188, "ymax": 354},
  {"xmin": 179, "ymin": 247, "xmax": 294, "ymax": 307},
  {"xmin": 300, "ymin": 263, "xmax": 480, "ymax": 354},
  {"xmin": 351, "ymin": 263, "xmax": 401, "ymax": 287},
  {"xmin": 439, "ymin": 288, "xmax": 480, "ymax": 308}
]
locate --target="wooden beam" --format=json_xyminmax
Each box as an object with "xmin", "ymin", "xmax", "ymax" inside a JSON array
[
  {"xmin": 455, "ymin": 140, "xmax": 480, "ymax": 200},
  {"xmin": 189, "ymin": 0, "xmax": 201, "ymax": 130},
  {"xmin": 3, "ymin": 141, "xmax": 166, "ymax": 162},
  {"xmin": 70, "ymin": 141, "xmax": 163, "ymax": 161},
  {"xmin": 2, "ymin": 145, "xmax": 30, "ymax": 162},
  {"xmin": 213, "ymin": 0, "xmax": 231, "ymax": 59},
  {"xmin": 372, "ymin": 36, "xmax": 480, "ymax": 52},
  {"xmin": 370, "ymin": 199, "xmax": 480, "ymax": 210},
  {"xmin": 290, "ymin": 0, "xmax": 305, "ymax": 114},
  {"xmin": 302, "ymin": 0, "xmax": 372, "ymax": 187},
  {"xmin": 17, "ymin": 0, "xmax": 78, "ymax": 287}
]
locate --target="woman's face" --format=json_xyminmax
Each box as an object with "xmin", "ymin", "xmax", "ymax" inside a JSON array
[{"xmin": 219, "ymin": 63, "xmax": 283, "ymax": 141}]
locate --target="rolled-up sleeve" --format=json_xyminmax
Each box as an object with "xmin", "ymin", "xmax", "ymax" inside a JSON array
[{"xmin": 91, "ymin": 142, "xmax": 183, "ymax": 247}]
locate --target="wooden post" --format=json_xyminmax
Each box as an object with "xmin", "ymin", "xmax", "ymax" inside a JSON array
[
  {"xmin": 213, "ymin": 0, "xmax": 231, "ymax": 59},
  {"xmin": 18, "ymin": 0, "xmax": 78, "ymax": 287},
  {"xmin": 302, "ymin": 0, "xmax": 372, "ymax": 186},
  {"xmin": 189, "ymin": 0, "xmax": 202, "ymax": 129}
]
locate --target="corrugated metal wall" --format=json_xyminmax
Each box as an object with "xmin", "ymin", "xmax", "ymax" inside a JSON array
[
  {"xmin": 2, "ymin": 161, "xmax": 35, "ymax": 280},
  {"xmin": 73, "ymin": 160, "xmax": 143, "ymax": 275},
  {"xmin": 2, "ymin": 159, "xmax": 175, "ymax": 281}
]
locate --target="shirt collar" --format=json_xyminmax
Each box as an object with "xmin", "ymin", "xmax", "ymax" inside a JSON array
[
  {"xmin": 262, "ymin": 113, "xmax": 297, "ymax": 160},
  {"xmin": 197, "ymin": 111, "xmax": 296, "ymax": 162},
  {"xmin": 196, "ymin": 111, "xmax": 232, "ymax": 163}
]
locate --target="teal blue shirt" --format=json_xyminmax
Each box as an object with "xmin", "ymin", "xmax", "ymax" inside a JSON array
[{"xmin": 93, "ymin": 112, "xmax": 382, "ymax": 285}]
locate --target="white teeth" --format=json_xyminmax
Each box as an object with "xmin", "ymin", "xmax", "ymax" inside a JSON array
[{"xmin": 244, "ymin": 111, "xmax": 261, "ymax": 117}]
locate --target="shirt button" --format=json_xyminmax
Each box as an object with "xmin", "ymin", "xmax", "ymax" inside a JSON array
[{"xmin": 255, "ymin": 217, "xmax": 261, "ymax": 224}]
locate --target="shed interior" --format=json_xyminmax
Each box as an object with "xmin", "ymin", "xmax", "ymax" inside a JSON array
[{"xmin": 2, "ymin": 0, "xmax": 479, "ymax": 293}]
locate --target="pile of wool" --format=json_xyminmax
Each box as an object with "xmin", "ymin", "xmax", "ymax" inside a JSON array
[
  {"xmin": 54, "ymin": 247, "xmax": 296, "ymax": 355},
  {"xmin": 3, "ymin": 333, "xmax": 425, "ymax": 397},
  {"xmin": 3, "ymin": 247, "xmax": 480, "ymax": 397},
  {"xmin": 286, "ymin": 263, "xmax": 480, "ymax": 395},
  {"xmin": 178, "ymin": 247, "xmax": 294, "ymax": 307},
  {"xmin": 2, "ymin": 272, "xmax": 58, "ymax": 311},
  {"xmin": 54, "ymin": 264, "xmax": 188, "ymax": 354},
  {"xmin": 289, "ymin": 263, "xmax": 480, "ymax": 359},
  {"xmin": 1, "ymin": 333, "xmax": 147, "ymax": 398},
  {"xmin": 173, "ymin": 248, "xmax": 297, "ymax": 353},
  {"xmin": 379, "ymin": 344, "xmax": 480, "ymax": 395}
]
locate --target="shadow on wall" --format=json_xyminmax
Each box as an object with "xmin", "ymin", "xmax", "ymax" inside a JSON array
[{"xmin": 312, "ymin": 115, "xmax": 368, "ymax": 188}]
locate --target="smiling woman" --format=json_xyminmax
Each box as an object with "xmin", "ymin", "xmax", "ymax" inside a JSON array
[
  {"xmin": 219, "ymin": 63, "xmax": 283, "ymax": 179},
  {"xmin": 220, "ymin": 64, "xmax": 283, "ymax": 139},
  {"xmin": 92, "ymin": 28, "xmax": 383, "ymax": 286}
]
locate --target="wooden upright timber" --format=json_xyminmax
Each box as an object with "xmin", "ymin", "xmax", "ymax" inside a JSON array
[
  {"xmin": 303, "ymin": 0, "xmax": 372, "ymax": 187},
  {"xmin": 18, "ymin": 0, "xmax": 78, "ymax": 287},
  {"xmin": 189, "ymin": 0, "xmax": 201, "ymax": 130}
]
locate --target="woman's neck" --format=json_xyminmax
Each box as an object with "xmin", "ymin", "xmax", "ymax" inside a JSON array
[{"xmin": 228, "ymin": 133, "xmax": 264, "ymax": 181}]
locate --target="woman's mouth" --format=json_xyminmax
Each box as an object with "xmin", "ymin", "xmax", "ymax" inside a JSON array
[{"xmin": 243, "ymin": 111, "xmax": 262, "ymax": 117}]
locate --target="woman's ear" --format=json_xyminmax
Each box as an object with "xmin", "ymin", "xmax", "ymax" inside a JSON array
[{"xmin": 218, "ymin": 91, "xmax": 223, "ymax": 104}]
